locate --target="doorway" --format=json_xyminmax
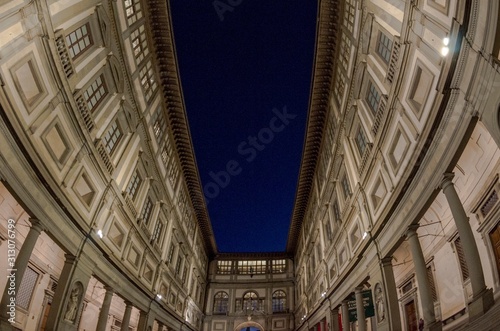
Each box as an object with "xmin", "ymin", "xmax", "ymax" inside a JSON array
[
  {"xmin": 405, "ymin": 300, "xmax": 418, "ymax": 331},
  {"xmin": 489, "ymin": 222, "xmax": 500, "ymax": 278}
]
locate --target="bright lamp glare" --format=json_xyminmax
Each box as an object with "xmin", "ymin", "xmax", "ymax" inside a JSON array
[
  {"xmin": 97, "ymin": 229, "xmax": 103, "ymax": 238},
  {"xmin": 441, "ymin": 47, "xmax": 449, "ymax": 56},
  {"xmin": 443, "ymin": 37, "xmax": 450, "ymax": 46}
]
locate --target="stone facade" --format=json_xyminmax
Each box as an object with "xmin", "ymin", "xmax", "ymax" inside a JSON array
[{"xmin": 0, "ymin": 0, "xmax": 500, "ymax": 331}]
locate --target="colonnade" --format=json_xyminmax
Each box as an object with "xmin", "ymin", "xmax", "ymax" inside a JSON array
[
  {"xmin": 0, "ymin": 217, "xmax": 174, "ymax": 331},
  {"xmin": 323, "ymin": 173, "xmax": 495, "ymax": 331}
]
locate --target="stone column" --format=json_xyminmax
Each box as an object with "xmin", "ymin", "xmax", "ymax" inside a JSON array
[
  {"xmin": 158, "ymin": 321, "xmax": 164, "ymax": 331},
  {"xmin": 440, "ymin": 173, "xmax": 494, "ymax": 317},
  {"xmin": 331, "ymin": 307, "xmax": 340, "ymax": 331},
  {"xmin": 137, "ymin": 310, "xmax": 155, "ymax": 331},
  {"xmin": 45, "ymin": 254, "xmax": 92, "ymax": 331},
  {"xmin": 381, "ymin": 257, "xmax": 402, "ymax": 331},
  {"xmin": 96, "ymin": 286, "xmax": 114, "ymax": 331},
  {"xmin": 355, "ymin": 288, "xmax": 366, "ymax": 331},
  {"xmin": 121, "ymin": 301, "xmax": 133, "ymax": 331},
  {"xmin": 406, "ymin": 226, "xmax": 442, "ymax": 331},
  {"xmin": 341, "ymin": 300, "xmax": 350, "ymax": 331},
  {"xmin": 0, "ymin": 218, "xmax": 44, "ymax": 327}
]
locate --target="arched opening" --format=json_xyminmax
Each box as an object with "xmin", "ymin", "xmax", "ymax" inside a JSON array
[{"xmin": 234, "ymin": 321, "xmax": 265, "ymax": 331}]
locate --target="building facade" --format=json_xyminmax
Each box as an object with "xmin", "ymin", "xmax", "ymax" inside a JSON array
[{"xmin": 0, "ymin": 0, "xmax": 500, "ymax": 331}]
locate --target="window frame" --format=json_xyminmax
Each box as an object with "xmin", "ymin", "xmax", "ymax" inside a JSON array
[
  {"xmin": 376, "ymin": 31, "xmax": 394, "ymax": 64},
  {"xmin": 102, "ymin": 119, "xmax": 123, "ymax": 155}
]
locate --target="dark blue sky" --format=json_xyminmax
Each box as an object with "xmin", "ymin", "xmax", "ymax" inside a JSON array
[{"xmin": 170, "ymin": 1, "xmax": 318, "ymax": 252}]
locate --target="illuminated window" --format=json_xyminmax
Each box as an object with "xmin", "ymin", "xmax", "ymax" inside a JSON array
[
  {"xmin": 131, "ymin": 25, "xmax": 149, "ymax": 65},
  {"xmin": 343, "ymin": 0, "xmax": 356, "ymax": 33},
  {"xmin": 152, "ymin": 107, "xmax": 167, "ymax": 145},
  {"xmin": 139, "ymin": 60, "xmax": 157, "ymax": 102},
  {"xmin": 217, "ymin": 260, "xmax": 232, "ymax": 274},
  {"xmin": 237, "ymin": 260, "xmax": 266, "ymax": 274},
  {"xmin": 272, "ymin": 259, "xmax": 286, "ymax": 273},
  {"xmin": 124, "ymin": 0, "xmax": 143, "ymax": 26}
]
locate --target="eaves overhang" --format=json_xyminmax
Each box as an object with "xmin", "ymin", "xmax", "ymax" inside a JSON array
[
  {"xmin": 285, "ymin": 0, "xmax": 341, "ymax": 254},
  {"xmin": 146, "ymin": 0, "xmax": 218, "ymax": 257}
]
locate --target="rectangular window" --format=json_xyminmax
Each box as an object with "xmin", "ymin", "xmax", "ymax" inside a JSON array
[
  {"xmin": 343, "ymin": 0, "xmax": 356, "ymax": 33},
  {"xmin": 341, "ymin": 174, "xmax": 351, "ymax": 198},
  {"xmin": 237, "ymin": 260, "xmax": 266, "ymax": 274},
  {"xmin": 66, "ymin": 23, "xmax": 93, "ymax": 59},
  {"xmin": 426, "ymin": 266, "xmax": 438, "ymax": 302},
  {"xmin": 141, "ymin": 197, "xmax": 153, "ymax": 225},
  {"xmin": 103, "ymin": 121, "xmax": 123, "ymax": 155},
  {"xmin": 324, "ymin": 221, "xmax": 333, "ymax": 242},
  {"xmin": 140, "ymin": 60, "xmax": 157, "ymax": 102},
  {"xmin": 455, "ymin": 237, "xmax": 470, "ymax": 281},
  {"xmin": 175, "ymin": 256, "xmax": 183, "ymax": 275},
  {"xmin": 355, "ymin": 126, "xmax": 368, "ymax": 156},
  {"xmin": 333, "ymin": 200, "xmax": 341, "ymax": 222},
  {"xmin": 376, "ymin": 32, "xmax": 393, "ymax": 64},
  {"xmin": 131, "ymin": 25, "xmax": 149, "ymax": 65},
  {"xmin": 16, "ymin": 267, "xmax": 39, "ymax": 310},
  {"xmin": 167, "ymin": 244, "xmax": 175, "ymax": 264},
  {"xmin": 366, "ymin": 81, "xmax": 381, "ymax": 114},
  {"xmin": 217, "ymin": 260, "xmax": 232, "ymax": 274},
  {"xmin": 182, "ymin": 266, "xmax": 188, "ymax": 283},
  {"xmin": 126, "ymin": 170, "xmax": 142, "ymax": 200},
  {"xmin": 84, "ymin": 74, "xmax": 108, "ymax": 113},
  {"xmin": 339, "ymin": 33, "xmax": 350, "ymax": 72},
  {"xmin": 152, "ymin": 107, "xmax": 167, "ymax": 146},
  {"xmin": 151, "ymin": 220, "xmax": 163, "ymax": 243},
  {"xmin": 124, "ymin": 0, "xmax": 143, "ymax": 26},
  {"xmin": 334, "ymin": 72, "xmax": 346, "ymax": 107},
  {"xmin": 272, "ymin": 259, "xmax": 286, "ymax": 273}
]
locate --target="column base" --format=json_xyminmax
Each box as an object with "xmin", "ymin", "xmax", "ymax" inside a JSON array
[
  {"xmin": 425, "ymin": 320, "xmax": 442, "ymax": 331},
  {"xmin": 468, "ymin": 288, "xmax": 494, "ymax": 321}
]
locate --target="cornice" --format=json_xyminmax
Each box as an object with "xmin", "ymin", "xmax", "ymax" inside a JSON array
[
  {"xmin": 215, "ymin": 252, "xmax": 293, "ymax": 260},
  {"xmin": 146, "ymin": 0, "xmax": 217, "ymax": 257},
  {"xmin": 286, "ymin": 0, "xmax": 341, "ymax": 253}
]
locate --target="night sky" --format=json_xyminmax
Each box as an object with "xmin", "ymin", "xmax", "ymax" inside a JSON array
[{"xmin": 169, "ymin": 1, "xmax": 318, "ymax": 252}]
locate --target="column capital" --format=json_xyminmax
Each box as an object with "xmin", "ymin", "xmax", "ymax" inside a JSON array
[
  {"xmin": 380, "ymin": 257, "xmax": 393, "ymax": 267},
  {"xmin": 124, "ymin": 300, "xmax": 133, "ymax": 307},
  {"xmin": 64, "ymin": 254, "xmax": 78, "ymax": 264},
  {"xmin": 405, "ymin": 224, "xmax": 419, "ymax": 238},
  {"xmin": 355, "ymin": 287, "xmax": 364, "ymax": 293},
  {"xmin": 29, "ymin": 218, "xmax": 44, "ymax": 233},
  {"xmin": 104, "ymin": 286, "xmax": 115, "ymax": 295},
  {"xmin": 440, "ymin": 172, "xmax": 455, "ymax": 190}
]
